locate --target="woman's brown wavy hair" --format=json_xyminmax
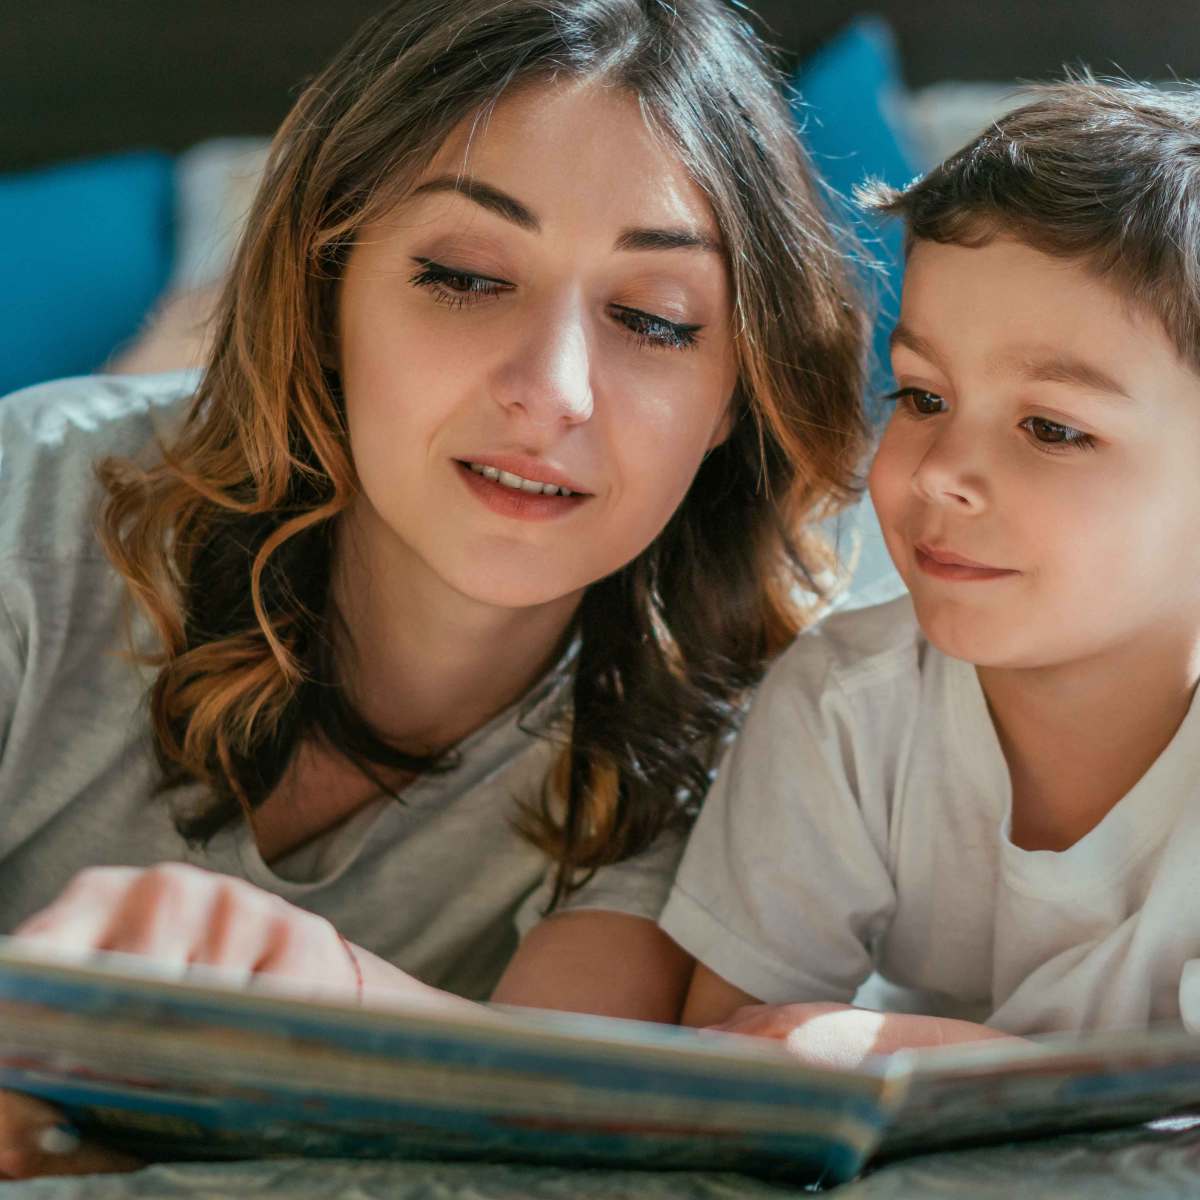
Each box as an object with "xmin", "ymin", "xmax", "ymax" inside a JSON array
[{"xmin": 99, "ymin": 0, "xmax": 869, "ymax": 904}]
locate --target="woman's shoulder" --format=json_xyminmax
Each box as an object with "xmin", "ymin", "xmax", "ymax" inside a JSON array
[{"xmin": 0, "ymin": 370, "xmax": 200, "ymax": 562}]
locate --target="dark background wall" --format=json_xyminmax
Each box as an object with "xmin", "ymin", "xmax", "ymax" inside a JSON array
[{"xmin": 5, "ymin": 0, "xmax": 1199, "ymax": 170}]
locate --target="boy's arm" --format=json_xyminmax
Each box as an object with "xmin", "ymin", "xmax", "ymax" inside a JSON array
[
  {"xmin": 711, "ymin": 1003, "xmax": 1015, "ymax": 1067},
  {"xmin": 681, "ymin": 965, "xmax": 1013, "ymax": 1066}
]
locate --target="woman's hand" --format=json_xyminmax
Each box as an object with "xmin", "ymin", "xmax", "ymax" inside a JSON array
[
  {"xmin": 1, "ymin": 864, "xmax": 484, "ymax": 1180},
  {"xmin": 0, "ymin": 1090, "xmax": 139, "ymax": 1179},
  {"xmin": 12, "ymin": 862, "xmax": 469, "ymax": 1013},
  {"xmin": 709, "ymin": 1001, "xmax": 1015, "ymax": 1069},
  {"xmin": 14, "ymin": 862, "xmax": 365, "ymax": 1000}
]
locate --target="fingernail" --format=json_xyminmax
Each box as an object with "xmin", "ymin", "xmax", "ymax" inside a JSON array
[{"xmin": 35, "ymin": 1123, "xmax": 81, "ymax": 1156}]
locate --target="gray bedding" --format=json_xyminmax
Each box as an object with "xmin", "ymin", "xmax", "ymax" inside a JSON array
[{"xmin": 5, "ymin": 1117, "xmax": 1199, "ymax": 1199}]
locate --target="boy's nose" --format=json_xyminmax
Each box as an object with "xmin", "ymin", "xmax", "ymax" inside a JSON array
[{"xmin": 910, "ymin": 429, "xmax": 987, "ymax": 512}]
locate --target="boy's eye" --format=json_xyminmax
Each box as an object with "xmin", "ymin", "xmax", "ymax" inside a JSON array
[
  {"xmin": 1020, "ymin": 416, "xmax": 1095, "ymax": 450},
  {"xmin": 884, "ymin": 387, "xmax": 947, "ymax": 416}
]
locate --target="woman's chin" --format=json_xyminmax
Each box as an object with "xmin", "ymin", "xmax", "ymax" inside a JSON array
[{"xmin": 437, "ymin": 565, "xmax": 590, "ymax": 616}]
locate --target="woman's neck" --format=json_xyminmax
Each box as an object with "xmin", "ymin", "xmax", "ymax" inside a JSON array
[
  {"xmin": 251, "ymin": 506, "xmax": 582, "ymax": 864},
  {"xmin": 330, "ymin": 508, "xmax": 582, "ymax": 756},
  {"xmin": 976, "ymin": 626, "xmax": 1200, "ymax": 851}
]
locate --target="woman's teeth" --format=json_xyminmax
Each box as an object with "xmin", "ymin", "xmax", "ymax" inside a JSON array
[{"xmin": 467, "ymin": 462, "xmax": 574, "ymax": 497}]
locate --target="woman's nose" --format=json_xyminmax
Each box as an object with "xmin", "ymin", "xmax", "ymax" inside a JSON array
[{"xmin": 492, "ymin": 300, "xmax": 594, "ymax": 429}]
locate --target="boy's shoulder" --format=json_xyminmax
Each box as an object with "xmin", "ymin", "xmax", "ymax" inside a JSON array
[
  {"xmin": 790, "ymin": 591, "xmax": 924, "ymax": 688},
  {"xmin": 0, "ymin": 370, "xmax": 200, "ymax": 562},
  {"xmin": 757, "ymin": 591, "xmax": 931, "ymax": 728}
]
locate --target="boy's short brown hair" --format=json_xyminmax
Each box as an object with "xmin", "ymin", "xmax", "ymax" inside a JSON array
[{"xmin": 862, "ymin": 76, "xmax": 1200, "ymax": 371}]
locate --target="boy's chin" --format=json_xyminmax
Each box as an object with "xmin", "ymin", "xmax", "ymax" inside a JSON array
[{"xmin": 909, "ymin": 595, "xmax": 1029, "ymax": 669}]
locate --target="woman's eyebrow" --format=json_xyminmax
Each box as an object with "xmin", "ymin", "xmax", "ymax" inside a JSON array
[
  {"xmin": 614, "ymin": 227, "xmax": 722, "ymax": 255},
  {"xmin": 411, "ymin": 175, "xmax": 540, "ymax": 231},
  {"xmin": 410, "ymin": 173, "xmax": 721, "ymax": 253}
]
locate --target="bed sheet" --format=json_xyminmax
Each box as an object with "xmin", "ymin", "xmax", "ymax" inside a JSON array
[{"xmin": 3, "ymin": 1117, "xmax": 1199, "ymax": 1200}]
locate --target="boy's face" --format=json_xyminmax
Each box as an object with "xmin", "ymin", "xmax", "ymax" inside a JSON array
[{"xmin": 869, "ymin": 235, "xmax": 1200, "ymax": 670}]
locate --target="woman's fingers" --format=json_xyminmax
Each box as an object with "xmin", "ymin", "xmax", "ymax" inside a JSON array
[
  {"xmin": 12, "ymin": 864, "xmax": 362, "ymax": 995},
  {"xmin": 252, "ymin": 913, "xmax": 362, "ymax": 1000},
  {"xmin": 12, "ymin": 866, "xmax": 144, "ymax": 949},
  {"xmin": 14, "ymin": 864, "xmax": 265, "ymax": 968},
  {"xmin": 0, "ymin": 1091, "xmax": 139, "ymax": 1179}
]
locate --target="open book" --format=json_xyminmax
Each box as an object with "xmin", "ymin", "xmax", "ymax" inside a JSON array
[{"xmin": 1, "ymin": 938, "xmax": 1198, "ymax": 1187}]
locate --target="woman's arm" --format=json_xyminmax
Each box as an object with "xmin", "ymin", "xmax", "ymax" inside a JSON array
[
  {"xmin": 12, "ymin": 863, "xmax": 467, "ymax": 1011},
  {"xmin": 491, "ymin": 910, "xmax": 693, "ymax": 1022},
  {"xmin": 15, "ymin": 864, "xmax": 693, "ymax": 1020},
  {"xmin": 0, "ymin": 1093, "xmax": 139, "ymax": 1180},
  {"xmin": 4, "ymin": 864, "xmax": 693, "ymax": 1176},
  {"xmin": 680, "ymin": 960, "xmax": 763, "ymax": 1027}
]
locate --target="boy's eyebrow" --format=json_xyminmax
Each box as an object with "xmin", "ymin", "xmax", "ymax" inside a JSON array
[
  {"xmin": 410, "ymin": 174, "xmax": 722, "ymax": 254},
  {"xmin": 889, "ymin": 324, "xmax": 946, "ymax": 368},
  {"xmin": 1011, "ymin": 352, "xmax": 1134, "ymax": 401},
  {"xmin": 890, "ymin": 326, "xmax": 1134, "ymax": 402}
]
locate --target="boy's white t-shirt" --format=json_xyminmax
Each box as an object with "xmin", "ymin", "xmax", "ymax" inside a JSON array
[{"xmin": 660, "ymin": 593, "xmax": 1200, "ymax": 1036}]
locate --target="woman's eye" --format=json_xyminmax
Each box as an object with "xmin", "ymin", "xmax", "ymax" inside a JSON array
[
  {"xmin": 409, "ymin": 258, "xmax": 512, "ymax": 308},
  {"xmin": 611, "ymin": 304, "xmax": 701, "ymax": 351},
  {"xmin": 884, "ymin": 387, "xmax": 947, "ymax": 416},
  {"xmin": 1020, "ymin": 416, "xmax": 1095, "ymax": 450}
]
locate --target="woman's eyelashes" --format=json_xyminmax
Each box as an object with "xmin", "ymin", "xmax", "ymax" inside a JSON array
[
  {"xmin": 883, "ymin": 387, "xmax": 1096, "ymax": 452},
  {"xmin": 409, "ymin": 258, "xmax": 512, "ymax": 309},
  {"xmin": 610, "ymin": 304, "xmax": 701, "ymax": 351},
  {"xmin": 408, "ymin": 258, "xmax": 702, "ymax": 350}
]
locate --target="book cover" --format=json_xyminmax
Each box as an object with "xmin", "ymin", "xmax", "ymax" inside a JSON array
[{"xmin": 0, "ymin": 940, "xmax": 1197, "ymax": 1187}]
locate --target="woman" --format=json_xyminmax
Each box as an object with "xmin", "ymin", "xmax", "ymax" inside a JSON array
[{"xmin": 0, "ymin": 0, "xmax": 867, "ymax": 1175}]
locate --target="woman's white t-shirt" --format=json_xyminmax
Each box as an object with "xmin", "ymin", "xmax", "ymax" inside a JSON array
[
  {"xmin": 660, "ymin": 593, "xmax": 1200, "ymax": 1036},
  {"xmin": 0, "ymin": 373, "xmax": 680, "ymax": 1001}
]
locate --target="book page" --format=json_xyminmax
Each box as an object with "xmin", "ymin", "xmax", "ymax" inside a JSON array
[
  {"xmin": 879, "ymin": 1026, "xmax": 1200, "ymax": 1158},
  {"xmin": 0, "ymin": 940, "xmax": 897, "ymax": 1186}
]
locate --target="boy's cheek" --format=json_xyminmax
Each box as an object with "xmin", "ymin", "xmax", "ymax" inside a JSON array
[{"xmin": 866, "ymin": 449, "xmax": 907, "ymax": 531}]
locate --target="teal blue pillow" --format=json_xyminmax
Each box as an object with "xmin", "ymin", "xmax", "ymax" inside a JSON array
[
  {"xmin": 0, "ymin": 151, "xmax": 174, "ymax": 397},
  {"xmin": 793, "ymin": 16, "xmax": 924, "ymax": 398}
]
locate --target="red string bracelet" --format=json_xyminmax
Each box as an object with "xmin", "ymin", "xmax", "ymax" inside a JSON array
[{"xmin": 337, "ymin": 932, "xmax": 364, "ymax": 1005}]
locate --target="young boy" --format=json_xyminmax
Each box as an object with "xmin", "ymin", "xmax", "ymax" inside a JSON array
[{"xmin": 660, "ymin": 78, "xmax": 1200, "ymax": 1063}]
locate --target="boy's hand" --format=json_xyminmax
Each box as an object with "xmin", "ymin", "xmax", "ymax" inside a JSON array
[
  {"xmin": 709, "ymin": 1001, "xmax": 1014, "ymax": 1069},
  {"xmin": 0, "ymin": 1090, "xmax": 139, "ymax": 1179}
]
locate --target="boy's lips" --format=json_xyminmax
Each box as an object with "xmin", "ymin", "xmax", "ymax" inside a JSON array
[{"xmin": 914, "ymin": 542, "xmax": 1018, "ymax": 581}]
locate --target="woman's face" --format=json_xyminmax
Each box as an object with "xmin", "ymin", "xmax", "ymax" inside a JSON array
[{"xmin": 336, "ymin": 80, "xmax": 737, "ymax": 613}]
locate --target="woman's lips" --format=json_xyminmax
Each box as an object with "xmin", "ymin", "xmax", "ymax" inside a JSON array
[
  {"xmin": 914, "ymin": 543, "xmax": 1018, "ymax": 582},
  {"xmin": 458, "ymin": 454, "xmax": 589, "ymax": 496},
  {"xmin": 455, "ymin": 460, "xmax": 589, "ymax": 521}
]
